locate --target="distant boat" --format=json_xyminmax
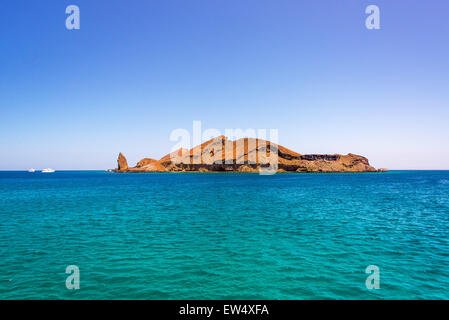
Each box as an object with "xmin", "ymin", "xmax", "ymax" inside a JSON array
[
  {"xmin": 28, "ymin": 168, "xmax": 36, "ymax": 173},
  {"xmin": 41, "ymin": 168, "xmax": 55, "ymax": 173}
]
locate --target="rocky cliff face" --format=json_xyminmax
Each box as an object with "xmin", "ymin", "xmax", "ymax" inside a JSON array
[
  {"xmin": 117, "ymin": 152, "xmax": 128, "ymax": 171},
  {"xmin": 114, "ymin": 136, "xmax": 380, "ymax": 173}
]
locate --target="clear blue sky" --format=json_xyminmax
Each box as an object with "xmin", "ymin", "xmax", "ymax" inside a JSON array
[{"xmin": 1, "ymin": 0, "xmax": 448, "ymax": 170}]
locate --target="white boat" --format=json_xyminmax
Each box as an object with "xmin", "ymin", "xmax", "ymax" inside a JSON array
[
  {"xmin": 28, "ymin": 168, "xmax": 36, "ymax": 173},
  {"xmin": 41, "ymin": 168, "xmax": 55, "ymax": 173}
]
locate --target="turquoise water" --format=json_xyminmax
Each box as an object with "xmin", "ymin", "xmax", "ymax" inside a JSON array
[{"xmin": 0, "ymin": 171, "xmax": 448, "ymax": 299}]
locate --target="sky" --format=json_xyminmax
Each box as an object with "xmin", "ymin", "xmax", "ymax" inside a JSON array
[{"xmin": 0, "ymin": 0, "xmax": 448, "ymax": 170}]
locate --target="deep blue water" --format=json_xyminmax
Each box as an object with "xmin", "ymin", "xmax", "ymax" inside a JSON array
[{"xmin": 0, "ymin": 171, "xmax": 448, "ymax": 299}]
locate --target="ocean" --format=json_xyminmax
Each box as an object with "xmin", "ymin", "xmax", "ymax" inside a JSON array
[{"xmin": 0, "ymin": 171, "xmax": 448, "ymax": 299}]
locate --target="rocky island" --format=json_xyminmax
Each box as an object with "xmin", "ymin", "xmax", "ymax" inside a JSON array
[{"xmin": 113, "ymin": 136, "xmax": 381, "ymax": 173}]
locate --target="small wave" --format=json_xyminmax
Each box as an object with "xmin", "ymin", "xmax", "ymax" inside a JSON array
[{"xmin": 439, "ymin": 179, "xmax": 449, "ymax": 184}]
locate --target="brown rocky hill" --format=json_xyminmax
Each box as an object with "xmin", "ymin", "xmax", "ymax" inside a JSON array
[{"xmin": 113, "ymin": 136, "xmax": 379, "ymax": 173}]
